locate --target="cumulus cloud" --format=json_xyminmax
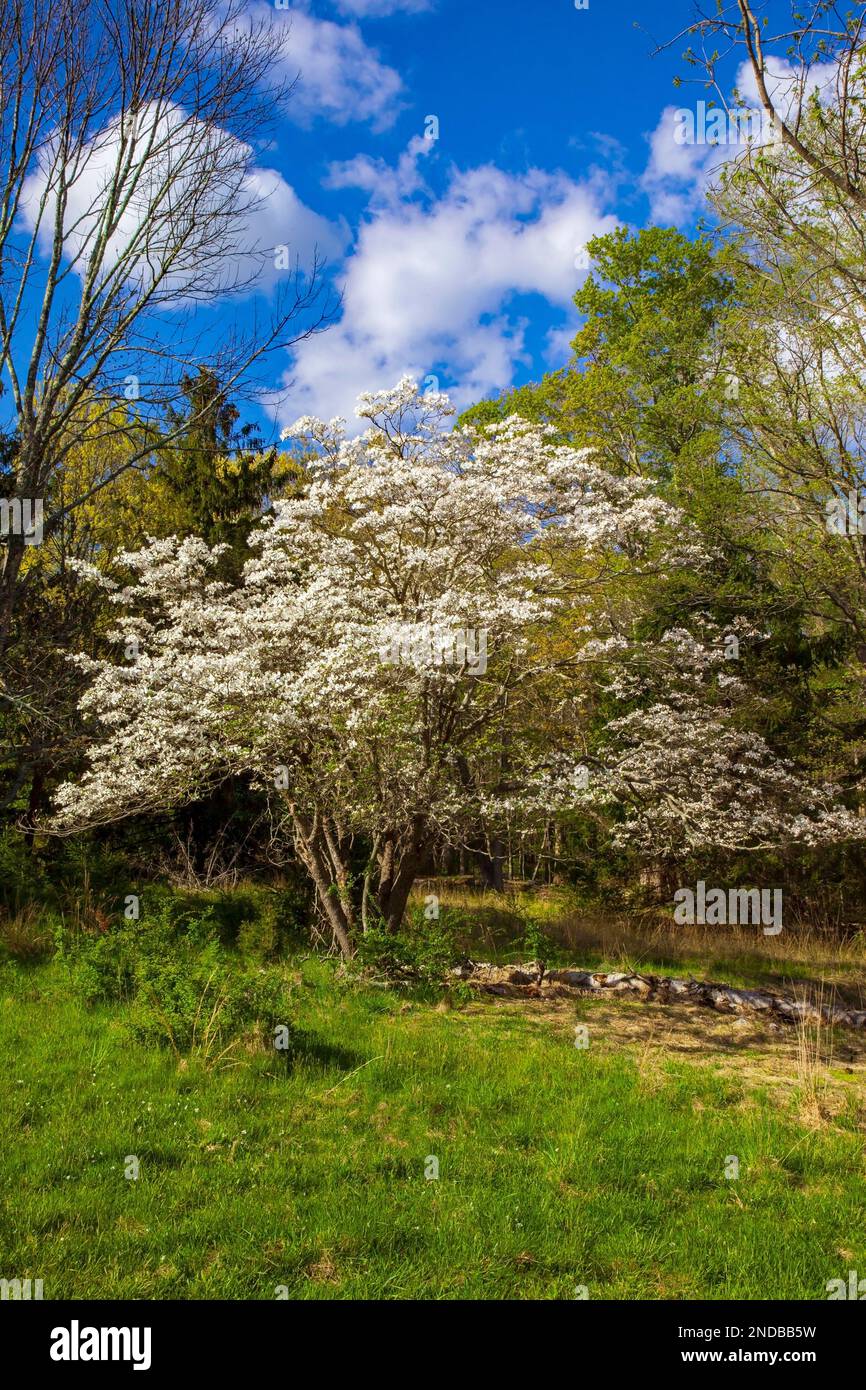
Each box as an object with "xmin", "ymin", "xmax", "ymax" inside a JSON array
[
  {"xmin": 544, "ymin": 322, "xmax": 579, "ymax": 367},
  {"xmin": 641, "ymin": 58, "xmax": 840, "ymax": 226},
  {"xmin": 259, "ymin": 3, "xmax": 404, "ymax": 130},
  {"xmin": 640, "ymin": 104, "xmax": 726, "ymax": 225},
  {"xmin": 19, "ymin": 101, "xmax": 344, "ymax": 300},
  {"xmin": 239, "ymin": 167, "xmax": 349, "ymax": 287},
  {"xmin": 735, "ymin": 55, "xmax": 838, "ymax": 113},
  {"xmin": 324, "ymin": 134, "xmax": 433, "ymax": 201},
  {"xmin": 275, "ymin": 140, "xmax": 618, "ymax": 426}
]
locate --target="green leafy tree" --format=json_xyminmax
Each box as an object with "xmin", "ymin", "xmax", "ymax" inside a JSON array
[
  {"xmin": 463, "ymin": 226, "xmax": 736, "ymax": 490},
  {"xmin": 157, "ymin": 369, "xmax": 279, "ymax": 572}
]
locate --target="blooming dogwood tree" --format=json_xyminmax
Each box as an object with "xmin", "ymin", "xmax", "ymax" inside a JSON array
[
  {"xmin": 52, "ymin": 377, "xmax": 864, "ymax": 952},
  {"xmin": 586, "ymin": 622, "xmax": 866, "ymax": 855},
  {"xmin": 52, "ymin": 378, "xmax": 682, "ymax": 953}
]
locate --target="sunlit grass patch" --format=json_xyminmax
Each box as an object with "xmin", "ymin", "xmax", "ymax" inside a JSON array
[{"xmin": 1, "ymin": 953, "xmax": 864, "ymax": 1300}]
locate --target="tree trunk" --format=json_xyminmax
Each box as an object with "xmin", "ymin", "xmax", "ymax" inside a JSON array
[
  {"xmin": 376, "ymin": 816, "xmax": 427, "ymax": 931},
  {"xmin": 0, "ymin": 531, "xmax": 26, "ymax": 656},
  {"xmin": 551, "ymin": 823, "xmax": 565, "ymax": 885},
  {"xmin": 290, "ymin": 808, "xmax": 354, "ymax": 957},
  {"xmin": 22, "ymin": 767, "xmax": 46, "ymax": 850},
  {"xmin": 290, "ymin": 807, "xmax": 428, "ymax": 952},
  {"xmin": 471, "ymin": 832, "xmax": 505, "ymax": 891}
]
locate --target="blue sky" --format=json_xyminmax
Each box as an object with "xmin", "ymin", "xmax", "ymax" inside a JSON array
[
  {"xmin": 234, "ymin": 0, "xmax": 738, "ymax": 439},
  {"xmin": 8, "ymin": 0, "xmax": 822, "ymax": 449},
  {"xmin": 9, "ymin": 0, "xmax": 769, "ymax": 447},
  {"xmin": 247, "ymin": 0, "xmax": 717, "ymax": 433}
]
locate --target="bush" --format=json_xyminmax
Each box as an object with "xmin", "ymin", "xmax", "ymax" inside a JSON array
[
  {"xmin": 519, "ymin": 916, "xmax": 551, "ymax": 968},
  {"xmin": 128, "ymin": 955, "xmax": 289, "ymax": 1059},
  {"xmin": 65, "ymin": 900, "xmax": 293, "ymax": 1063},
  {"xmin": 236, "ymin": 885, "xmax": 312, "ymax": 960},
  {"xmin": 353, "ymin": 908, "xmax": 468, "ymax": 989}
]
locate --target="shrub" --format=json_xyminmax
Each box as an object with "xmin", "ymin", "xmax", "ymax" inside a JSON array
[
  {"xmin": 127, "ymin": 956, "xmax": 289, "ymax": 1060},
  {"xmin": 65, "ymin": 900, "xmax": 292, "ymax": 1064},
  {"xmin": 519, "ymin": 916, "xmax": 551, "ymax": 970},
  {"xmin": 236, "ymin": 886, "xmax": 312, "ymax": 960},
  {"xmin": 353, "ymin": 908, "xmax": 468, "ymax": 990}
]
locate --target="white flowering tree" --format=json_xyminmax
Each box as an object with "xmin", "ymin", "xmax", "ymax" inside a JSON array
[
  {"xmin": 587, "ymin": 622, "xmax": 866, "ymax": 857},
  {"xmin": 52, "ymin": 378, "xmax": 684, "ymax": 954},
  {"xmin": 53, "ymin": 377, "xmax": 863, "ymax": 951}
]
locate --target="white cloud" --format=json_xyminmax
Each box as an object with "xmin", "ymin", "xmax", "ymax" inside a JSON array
[
  {"xmin": 544, "ymin": 322, "xmax": 579, "ymax": 366},
  {"xmin": 734, "ymin": 55, "xmax": 838, "ymax": 114},
  {"xmin": 331, "ymin": 0, "xmax": 433, "ymax": 14},
  {"xmin": 261, "ymin": 4, "xmax": 404, "ymax": 130},
  {"xmin": 640, "ymin": 104, "xmax": 725, "ymax": 224},
  {"xmin": 275, "ymin": 141, "xmax": 618, "ymax": 426},
  {"xmin": 242, "ymin": 167, "xmax": 348, "ymax": 287},
  {"xmin": 324, "ymin": 134, "xmax": 433, "ymax": 200},
  {"xmin": 19, "ymin": 102, "xmax": 345, "ymax": 299},
  {"xmin": 641, "ymin": 58, "xmax": 841, "ymax": 226}
]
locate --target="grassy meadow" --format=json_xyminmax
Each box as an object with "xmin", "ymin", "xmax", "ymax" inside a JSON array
[{"xmin": 1, "ymin": 883, "xmax": 865, "ymax": 1301}]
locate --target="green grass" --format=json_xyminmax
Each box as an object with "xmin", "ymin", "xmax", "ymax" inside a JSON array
[{"xmin": 1, "ymin": 954, "xmax": 864, "ymax": 1299}]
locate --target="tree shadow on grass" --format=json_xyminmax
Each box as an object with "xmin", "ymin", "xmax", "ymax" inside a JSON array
[{"xmin": 283, "ymin": 1031, "xmax": 366, "ymax": 1076}]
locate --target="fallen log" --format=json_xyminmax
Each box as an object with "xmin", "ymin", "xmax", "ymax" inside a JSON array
[{"xmin": 450, "ymin": 961, "xmax": 866, "ymax": 1031}]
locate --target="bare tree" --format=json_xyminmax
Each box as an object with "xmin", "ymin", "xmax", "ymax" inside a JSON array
[
  {"xmin": 654, "ymin": 3, "xmax": 866, "ymax": 795},
  {"xmin": 0, "ymin": 0, "xmax": 334, "ymax": 651},
  {"xmin": 663, "ymin": 1, "xmax": 866, "ymax": 216}
]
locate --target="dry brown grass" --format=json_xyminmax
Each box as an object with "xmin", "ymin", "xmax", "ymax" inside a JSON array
[
  {"xmin": 414, "ymin": 880, "xmax": 866, "ymax": 1127},
  {"xmin": 457, "ymin": 987, "xmax": 866, "ymax": 1123},
  {"xmin": 0, "ymin": 904, "xmax": 53, "ymax": 962},
  {"xmin": 414, "ymin": 880, "xmax": 866, "ymax": 999},
  {"xmin": 794, "ymin": 981, "xmax": 835, "ymax": 1126}
]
